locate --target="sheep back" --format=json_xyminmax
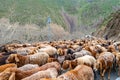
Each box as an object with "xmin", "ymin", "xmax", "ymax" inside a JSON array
[
  {"xmin": 22, "ymin": 68, "xmax": 58, "ymax": 80},
  {"xmin": 28, "ymin": 52, "xmax": 49, "ymax": 66}
]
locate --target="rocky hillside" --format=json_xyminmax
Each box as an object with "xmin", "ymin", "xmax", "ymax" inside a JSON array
[
  {"xmin": 93, "ymin": 10, "xmax": 120, "ymax": 41},
  {"xmin": 0, "ymin": 0, "xmax": 119, "ymax": 28}
]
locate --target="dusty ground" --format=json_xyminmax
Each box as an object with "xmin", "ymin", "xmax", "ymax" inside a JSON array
[{"xmin": 95, "ymin": 69, "xmax": 118, "ymax": 80}]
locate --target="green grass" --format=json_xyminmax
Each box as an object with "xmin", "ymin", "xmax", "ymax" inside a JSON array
[{"xmin": 0, "ymin": 0, "xmax": 119, "ymax": 28}]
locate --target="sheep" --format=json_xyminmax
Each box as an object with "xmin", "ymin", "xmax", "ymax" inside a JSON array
[
  {"xmin": 0, "ymin": 51, "xmax": 17, "ymax": 65},
  {"xmin": 37, "ymin": 46, "xmax": 57, "ymax": 57},
  {"xmin": 68, "ymin": 44, "xmax": 80, "ymax": 50},
  {"xmin": 113, "ymin": 41, "xmax": 120, "ymax": 47},
  {"xmin": 13, "ymin": 47, "xmax": 38, "ymax": 55},
  {"xmin": 66, "ymin": 48, "xmax": 75, "ymax": 55},
  {"xmin": 22, "ymin": 62, "xmax": 61, "ymax": 73},
  {"xmin": 18, "ymin": 64, "xmax": 39, "ymax": 71},
  {"xmin": 107, "ymin": 45, "xmax": 116, "ymax": 53},
  {"xmin": 64, "ymin": 54, "xmax": 75, "ymax": 60},
  {"xmin": 2, "ymin": 43, "xmax": 23, "ymax": 52},
  {"xmin": 72, "ymin": 49, "xmax": 91, "ymax": 58},
  {"xmin": 84, "ymin": 45, "xmax": 97, "ymax": 58},
  {"xmin": 6, "ymin": 52, "xmax": 49, "ymax": 67},
  {"xmin": 57, "ymin": 48, "xmax": 66, "ymax": 56},
  {"xmin": 22, "ymin": 43, "xmax": 32, "ymax": 47},
  {"xmin": 84, "ymin": 44, "xmax": 107, "ymax": 59},
  {"xmin": 57, "ymin": 55, "xmax": 65, "ymax": 65},
  {"xmin": 62, "ymin": 60, "xmax": 71, "ymax": 70},
  {"xmin": 0, "ymin": 55, "xmax": 10, "ymax": 65},
  {"xmin": 0, "ymin": 68, "xmax": 15, "ymax": 80},
  {"xmin": 40, "ymin": 78, "xmax": 60, "ymax": 80},
  {"xmin": 0, "ymin": 63, "xmax": 17, "ymax": 73},
  {"xmin": 62, "ymin": 55, "xmax": 96, "ymax": 70},
  {"xmin": 0, "ymin": 51, "xmax": 17, "ymax": 56},
  {"xmin": 0, "ymin": 62, "xmax": 61, "ymax": 80},
  {"xmin": 47, "ymin": 57, "xmax": 58, "ymax": 63},
  {"xmin": 58, "ymin": 65, "xmax": 94, "ymax": 80},
  {"xmin": 94, "ymin": 52, "xmax": 115, "ymax": 80},
  {"xmin": 116, "ymin": 52, "xmax": 120, "ymax": 76},
  {"xmin": 74, "ymin": 55, "xmax": 96, "ymax": 67},
  {"xmin": 22, "ymin": 68, "xmax": 58, "ymax": 80}
]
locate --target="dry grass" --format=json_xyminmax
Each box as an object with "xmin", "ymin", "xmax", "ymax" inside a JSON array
[
  {"xmin": 0, "ymin": 18, "xmax": 69, "ymax": 44},
  {"xmin": 0, "ymin": 18, "xmax": 88, "ymax": 45}
]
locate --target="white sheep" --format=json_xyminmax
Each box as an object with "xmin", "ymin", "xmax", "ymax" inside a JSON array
[
  {"xmin": 13, "ymin": 47, "xmax": 38, "ymax": 55},
  {"xmin": 73, "ymin": 49, "xmax": 91, "ymax": 58},
  {"xmin": 18, "ymin": 64, "xmax": 39, "ymax": 71},
  {"xmin": 75, "ymin": 55, "xmax": 96, "ymax": 67},
  {"xmin": 37, "ymin": 46, "xmax": 57, "ymax": 57},
  {"xmin": 28, "ymin": 52, "xmax": 49, "ymax": 66}
]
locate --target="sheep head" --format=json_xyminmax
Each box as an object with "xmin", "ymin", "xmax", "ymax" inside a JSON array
[
  {"xmin": 70, "ymin": 60, "xmax": 77, "ymax": 69},
  {"xmin": 62, "ymin": 60, "xmax": 70, "ymax": 70},
  {"xmin": 93, "ymin": 60, "xmax": 100, "ymax": 71},
  {"xmin": 57, "ymin": 48, "xmax": 64, "ymax": 56},
  {"xmin": 6, "ymin": 54, "xmax": 19, "ymax": 64}
]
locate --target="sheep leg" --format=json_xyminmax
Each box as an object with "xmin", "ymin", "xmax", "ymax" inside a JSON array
[
  {"xmin": 99, "ymin": 62, "xmax": 104, "ymax": 80},
  {"xmin": 99, "ymin": 61, "xmax": 106, "ymax": 80},
  {"xmin": 114, "ymin": 57, "xmax": 117, "ymax": 72},
  {"xmin": 100, "ymin": 70, "xmax": 103, "ymax": 80},
  {"xmin": 108, "ymin": 67, "xmax": 112, "ymax": 80},
  {"xmin": 100, "ymin": 69, "xmax": 106, "ymax": 80},
  {"xmin": 9, "ymin": 72, "xmax": 15, "ymax": 80},
  {"xmin": 100, "ymin": 77, "xmax": 105, "ymax": 80},
  {"xmin": 102, "ymin": 69, "xmax": 106, "ymax": 77},
  {"xmin": 118, "ymin": 65, "xmax": 120, "ymax": 76}
]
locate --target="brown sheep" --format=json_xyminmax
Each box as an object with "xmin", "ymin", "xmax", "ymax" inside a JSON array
[
  {"xmin": 84, "ymin": 45, "xmax": 107, "ymax": 59},
  {"xmin": 0, "ymin": 63, "xmax": 17, "ymax": 73},
  {"xmin": 58, "ymin": 65, "xmax": 94, "ymax": 80},
  {"xmin": 62, "ymin": 55, "xmax": 96, "ymax": 70},
  {"xmin": 57, "ymin": 48, "xmax": 66, "ymax": 56},
  {"xmin": 40, "ymin": 78, "xmax": 61, "ymax": 80},
  {"xmin": 62, "ymin": 60, "xmax": 72, "ymax": 70},
  {"xmin": 47, "ymin": 57, "xmax": 58, "ymax": 63},
  {"xmin": 0, "ymin": 62, "xmax": 61, "ymax": 80},
  {"xmin": 6, "ymin": 52, "xmax": 49, "ymax": 67},
  {"xmin": 22, "ymin": 68, "xmax": 58, "ymax": 80},
  {"xmin": 115, "ymin": 52, "xmax": 120, "ymax": 76},
  {"xmin": 94, "ymin": 52, "xmax": 115, "ymax": 80},
  {"xmin": 0, "ymin": 68, "xmax": 15, "ymax": 80}
]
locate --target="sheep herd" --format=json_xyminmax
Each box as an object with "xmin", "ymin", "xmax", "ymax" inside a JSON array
[{"xmin": 0, "ymin": 36, "xmax": 120, "ymax": 80}]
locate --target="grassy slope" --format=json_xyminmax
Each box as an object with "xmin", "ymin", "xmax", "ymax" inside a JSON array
[{"xmin": 0, "ymin": 0, "xmax": 119, "ymax": 28}]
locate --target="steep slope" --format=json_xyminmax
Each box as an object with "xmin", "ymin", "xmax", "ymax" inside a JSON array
[{"xmin": 93, "ymin": 10, "xmax": 120, "ymax": 41}]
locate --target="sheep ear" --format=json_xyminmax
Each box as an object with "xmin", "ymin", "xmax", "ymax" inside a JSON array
[
  {"xmin": 15, "ymin": 55, "xmax": 19, "ymax": 62},
  {"xmin": 9, "ymin": 72, "xmax": 15, "ymax": 80}
]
